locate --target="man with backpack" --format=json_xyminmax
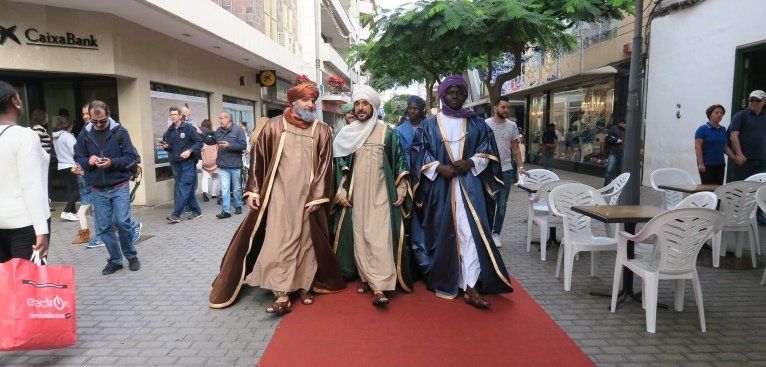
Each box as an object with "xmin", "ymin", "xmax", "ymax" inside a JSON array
[{"xmin": 73, "ymin": 100, "xmax": 142, "ymax": 275}]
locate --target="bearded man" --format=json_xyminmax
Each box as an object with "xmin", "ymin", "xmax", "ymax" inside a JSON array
[
  {"xmin": 209, "ymin": 79, "xmax": 345, "ymax": 314},
  {"xmin": 332, "ymin": 85, "xmax": 414, "ymax": 306},
  {"xmin": 410, "ymin": 75, "xmax": 513, "ymax": 308}
]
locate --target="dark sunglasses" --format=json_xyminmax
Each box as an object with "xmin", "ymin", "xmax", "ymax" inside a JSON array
[
  {"xmin": 749, "ymin": 98, "xmax": 762, "ymax": 103},
  {"xmin": 92, "ymin": 118, "xmax": 109, "ymax": 125}
]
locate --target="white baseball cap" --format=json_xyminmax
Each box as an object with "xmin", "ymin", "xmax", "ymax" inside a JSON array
[{"xmin": 749, "ymin": 90, "xmax": 766, "ymax": 100}]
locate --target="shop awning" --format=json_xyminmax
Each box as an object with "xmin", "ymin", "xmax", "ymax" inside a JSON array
[{"xmin": 504, "ymin": 66, "xmax": 618, "ymax": 99}]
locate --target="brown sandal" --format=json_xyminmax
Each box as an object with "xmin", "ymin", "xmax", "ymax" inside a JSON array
[
  {"xmin": 372, "ymin": 292, "xmax": 389, "ymax": 306},
  {"xmin": 298, "ymin": 289, "xmax": 314, "ymax": 305},
  {"xmin": 266, "ymin": 295, "xmax": 292, "ymax": 315},
  {"xmin": 356, "ymin": 282, "xmax": 371, "ymax": 294},
  {"xmin": 463, "ymin": 287, "xmax": 491, "ymax": 309}
]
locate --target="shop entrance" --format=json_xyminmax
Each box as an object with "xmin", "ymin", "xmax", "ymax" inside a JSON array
[
  {"xmin": 728, "ymin": 42, "xmax": 766, "ymax": 181},
  {"xmin": 0, "ymin": 71, "xmax": 118, "ymax": 201}
]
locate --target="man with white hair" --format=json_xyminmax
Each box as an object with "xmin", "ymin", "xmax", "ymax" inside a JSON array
[
  {"xmin": 209, "ymin": 79, "xmax": 345, "ymax": 314},
  {"xmin": 332, "ymin": 84, "xmax": 415, "ymax": 306}
]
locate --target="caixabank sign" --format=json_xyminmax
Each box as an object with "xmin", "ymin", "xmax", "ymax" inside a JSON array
[{"xmin": 0, "ymin": 24, "xmax": 99, "ymax": 50}]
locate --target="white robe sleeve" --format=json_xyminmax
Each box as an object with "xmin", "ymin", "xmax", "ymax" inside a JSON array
[
  {"xmin": 469, "ymin": 157, "xmax": 488, "ymax": 176},
  {"xmin": 424, "ymin": 161, "xmax": 440, "ymax": 181}
]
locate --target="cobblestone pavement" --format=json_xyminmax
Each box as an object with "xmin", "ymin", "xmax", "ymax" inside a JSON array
[{"xmin": 2, "ymin": 167, "xmax": 766, "ymax": 366}]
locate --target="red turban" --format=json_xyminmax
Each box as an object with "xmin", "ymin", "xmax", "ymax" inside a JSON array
[
  {"xmin": 284, "ymin": 83, "xmax": 320, "ymax": 129},
  {"xmin": 287, "ymin": 83, "xmax": 319, "ymax": 104}
]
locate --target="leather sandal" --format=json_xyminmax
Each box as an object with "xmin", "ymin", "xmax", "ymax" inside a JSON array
[
  {"xmin": 356, "ymin": 282, "xmax": 371, "ymax": 294},
  {"xmin": 372, "ymin": 292, "xmax": 389, "ymax": 306},
  {"xmin": 463, "ymin": 287, "xmax": 491, "ymax": 309},
  {"xmin": 265, "ymin": 296, "xmax": 292, "ymax": 315},
  {"xmin": 298, "ymin": 289, "xmax": 314, "ymax": 305}
]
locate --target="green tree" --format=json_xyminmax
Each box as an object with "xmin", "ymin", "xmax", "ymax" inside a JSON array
[
  {"xmin": 383, "ymin": 94, "xmax": 410, "ymax": 125},
  {"xmin": 355, "ymin": 0, "xmax": 634, "ymax": 107}
]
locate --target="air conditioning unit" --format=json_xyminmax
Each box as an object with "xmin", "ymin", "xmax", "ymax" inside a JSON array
[{"xmin": 278, "ymin": 32, "xmax": 294, "ymax": 51}]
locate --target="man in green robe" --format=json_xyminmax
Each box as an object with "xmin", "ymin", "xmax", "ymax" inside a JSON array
[{"xmin": 331, "ymin": 85, "xmax": 414, "ymax": 306}]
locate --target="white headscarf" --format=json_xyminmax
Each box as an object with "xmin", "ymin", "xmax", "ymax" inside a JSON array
[{"xmin": 333, "ymin": 85, "xmax": 381, "ymax": 157}]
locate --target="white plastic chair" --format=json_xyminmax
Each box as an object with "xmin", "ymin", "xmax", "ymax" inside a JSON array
[
  {"xmin": 599, "ymin": 172, "xmax": 630, "ymax": 238},
  {"xmin": 650, "ymin": 168, "xmax": 696, "ymax": 210},
  {"xmin": 518, "ymin": 169, "xmax": 559, "ymax": 186},
  {"xmin": 599, "ymin": 172, "xmax": 631, "ymax": 205},
  {"xmin": 712, "ymin": 181, "xmax": 761, "ymax": 268},
  {"xmin": 756, "ymin": 186, "xmax": 766, "ymax": 285},
  {"xmin": 549, "ymin": 183, "xmax": 618, "ymax": 291},
  {"xmin": 610, "ymin": 208, "xmax": 724, "ymax": 333},
  {"xmin": 745, "ymin": 173, "xmax": 766, "ymax": 184},
  {"xmin": 744, "ymin": 174, "xmax": 766, "ymax": 255},
  {"xmin": 526, "ymin": 180, "xmax": 576, "ymax": 260},
  {"xmin": 675, "ymin": 192, "xmax": 718, "ymax": 209}
]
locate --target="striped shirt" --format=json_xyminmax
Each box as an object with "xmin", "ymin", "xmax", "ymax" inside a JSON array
[{"xmin": 32, "ymin": 124, "xmax": 52, "ymax": 153}]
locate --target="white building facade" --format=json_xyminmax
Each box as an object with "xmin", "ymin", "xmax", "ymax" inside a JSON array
[{"xmin": 643, "ymin": 0, "xmax": 766, "ymax": 184}]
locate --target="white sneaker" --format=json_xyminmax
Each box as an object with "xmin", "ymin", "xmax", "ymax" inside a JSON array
[
  {"xmin": 60, "ymin": 212, "xmax": 79, "ymax": 222},
  {"xmin": 492, "ymin": 233, "xmax": 503, "ymax": 248}
]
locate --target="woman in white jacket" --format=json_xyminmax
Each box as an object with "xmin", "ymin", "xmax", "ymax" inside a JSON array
[
  {"xmin": 0, "ymin": 81, "xmax": 50, "ymax": 262},
  {"xmin": 52, "ymin": 115, "xmax": 80, "ymax": 221}
]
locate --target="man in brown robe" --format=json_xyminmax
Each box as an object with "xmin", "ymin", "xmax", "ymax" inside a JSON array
[{"xmin": 209, "ymin": 80, "xmax": 345, "ymax": 314}]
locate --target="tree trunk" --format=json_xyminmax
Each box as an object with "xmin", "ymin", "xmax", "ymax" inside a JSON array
[{"xmin": 425, "ymin": 80, "xmax": 436, "ymax": 116}]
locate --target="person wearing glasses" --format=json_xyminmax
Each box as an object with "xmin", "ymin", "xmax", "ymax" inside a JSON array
[
  {"xmin": 730, "ymin": 90, "xmax": 766, "ymax": 181},
  {"xmin": 73, "ymin": 100, "xmax": 142, "ymax": 275},
  {"xmin": 161, "ymin": 107, "xmax": 203, "ymax": 223}
]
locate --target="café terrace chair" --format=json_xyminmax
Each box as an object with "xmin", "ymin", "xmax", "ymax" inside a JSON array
[
  {"xmin": 650, "ymin": 168, "xmax": 696, "ymax": 210},
  {"xmin": 520, "ymin": 168, "xmax": 559, "ymax": 253},
  {"xmin": 518, "ymin": 169, "xmax": 559, "ymax": 187},
  {"xmin": 744, "ymin": 173, "xmax": 766, "ymax": 254},
  {"xmin": 598, "ymin": 172, "xmax": 630, "ymax": 238},
  {"xmin": 756, "ymin": 186, "xmax": 766, "ymax": 285},
  {"xmin": 527, "ymin": 180, "xmax": 576, "ymax": 261},
  {"xmin": 712, "ymin": 181, "xmax": 761, "ymax": 268},
  {"xmin": 549, "ymin": 183, "xmax": 617, "ymax": 291},
  {"xmin": 610, "ymin": 208, "xmax": 724, "ymax": 333}
]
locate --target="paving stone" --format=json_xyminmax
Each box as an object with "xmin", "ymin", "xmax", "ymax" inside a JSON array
[{"xmin": 2, "ymin": 165, "xmax": 766, "ymax": 366}]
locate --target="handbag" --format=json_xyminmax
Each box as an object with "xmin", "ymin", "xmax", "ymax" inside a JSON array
[{"xmin": 0, "ymin": 251, "xmax": 77, "ymax": 350}]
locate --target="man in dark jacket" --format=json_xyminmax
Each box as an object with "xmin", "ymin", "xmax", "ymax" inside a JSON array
[
  {"xmin": 204, "ymin": 111, "xmax": 247, "ymax": 219},
  {"xmin": 162, "ymin": 107, "xmax": 203, "ymax": 223},
  {"xmin": 604, "ymin": 119, "xmax": 626, "ymax": 186},
  {"xmin": 73, "ymin": 100, "xmax": 141, "ymax": 275}
]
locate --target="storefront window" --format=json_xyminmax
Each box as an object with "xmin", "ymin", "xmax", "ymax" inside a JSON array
[
  {"xmin": 548, "ymin": 81, "xmax": 614, "ymax": 166},
  {"xmin": 527, "ymin": 93, "xmax": 546, "ymax": 162}
]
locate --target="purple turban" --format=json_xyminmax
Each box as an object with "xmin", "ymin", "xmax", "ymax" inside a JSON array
[{"xmin": 438, "ymin": 75, "xmax": 475, "ymax": 118}]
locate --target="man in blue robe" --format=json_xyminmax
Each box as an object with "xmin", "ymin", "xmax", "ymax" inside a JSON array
[
  {"xmin": 410, "ymin": 76, "xmax": 513, "ymax": 308},
  {"xmin": 397, "ymin": 95, "xmax": 427, "ymax": 272}
]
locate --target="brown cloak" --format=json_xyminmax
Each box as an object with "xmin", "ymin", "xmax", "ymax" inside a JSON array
[{"xmin": 209, "ymin": 115, "xmax": 346, "ymax": 309}]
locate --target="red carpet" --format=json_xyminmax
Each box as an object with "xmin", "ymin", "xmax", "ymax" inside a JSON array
[{"xmin": 259, "ymin": 276, "xmax": 594, "ymax": 367}]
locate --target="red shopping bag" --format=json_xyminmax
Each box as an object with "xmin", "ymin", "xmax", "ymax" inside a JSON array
[{"xmin": 0, "ymin": 253, "xmax": 77, "ymax": 350}]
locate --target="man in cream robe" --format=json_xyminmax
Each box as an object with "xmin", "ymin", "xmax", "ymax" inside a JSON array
[{"xmin": 332, "ymin": 85, "xmax": 414, "ymax": 306}]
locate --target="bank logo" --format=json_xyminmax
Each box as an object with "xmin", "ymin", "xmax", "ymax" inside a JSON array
[{"xmin": 0, "ymin": 25, "xmax": 21, "ymax": 45}]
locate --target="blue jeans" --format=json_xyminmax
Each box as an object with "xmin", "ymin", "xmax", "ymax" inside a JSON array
[
  {"xmin": 604, "ymin": 153, "xmax": 622, "ymax": 186},
  {"xmin": 218, "ymin": 167, "xmax": 243, "ymax": 214},
  {"xmin": 171, "ymin": 160, "xmax": 202, "ymax": 217},
  {"xmin": 91, "ymin": 184, "xmax": 137, "ymax": 265},
  {"xmin": 493, "ymin": 170, "xmax": 516, "ymax": 234}
]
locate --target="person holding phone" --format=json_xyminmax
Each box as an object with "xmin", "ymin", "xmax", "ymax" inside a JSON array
[{"xmin": 73, "ymin": 100, "xmax": 141, "ymax": 275}]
